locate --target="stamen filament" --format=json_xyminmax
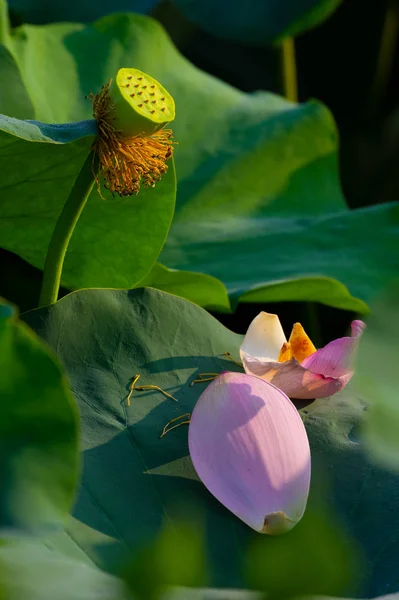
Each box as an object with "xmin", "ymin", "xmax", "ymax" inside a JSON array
[
  {"xmin": 223, "ymin": 352, "xmax": 243, "ymax": 367},
  {"xmin": 135, "ymin": 385, "xmax": 178, "ymax": 402},
  {"xmin": 89, "ymin": 81, "xmax": 175, "ymax": 197},
  {"xmin": 160, "ymin": 413, "xmax": 191, "ymax": 438}
]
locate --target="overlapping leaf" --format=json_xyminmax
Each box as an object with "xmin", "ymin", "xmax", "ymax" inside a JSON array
[
  {"xmin": 22, "ymin": 287, "xmax": 399, "ymax": 596},
  {"xmin": 137, "ymin": 263, "xmax": 231, "ymax": 312}
]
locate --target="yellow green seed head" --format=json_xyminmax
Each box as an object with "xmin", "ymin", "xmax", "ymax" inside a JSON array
[{"xmin": 108, "ymin": 68, "xmax": 175, "ymax": 138}]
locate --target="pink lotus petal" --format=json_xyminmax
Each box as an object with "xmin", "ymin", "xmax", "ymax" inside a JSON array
[
  {"xmin": 188, "ymin": 372, "xmax": 311, "ymax": 534},
  {"xmin": 351, "ymin": 320, "xmax": 366, "ymax": 338},
  {"xmin": 301, "ymin": 335, "xmax": 361, "ymax": 379},
  {"xmin": 241, "ymin": 351, "xmax": 343, "ymax": 399}
]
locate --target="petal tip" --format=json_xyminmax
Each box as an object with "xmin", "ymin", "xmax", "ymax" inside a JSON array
[
  {"xmin": 261, "ymin": 511, "xmax": 300, "ymax": 535},
  {"xmin": 351, "ymin": 319, "xmax": 366, "ymax": 337}
]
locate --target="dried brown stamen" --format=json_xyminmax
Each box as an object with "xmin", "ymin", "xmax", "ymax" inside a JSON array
[{"xmin": 89, "ymin": 81, "xmax": 175, "ymax": 198}]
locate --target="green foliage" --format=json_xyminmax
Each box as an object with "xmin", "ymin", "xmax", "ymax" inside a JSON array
[
  {"xmin": 354, "ymin": 283, "xmax": 399, "ymax": 471},
  {"xmin": 0, "ymin": 298, "xmax": 79, "ymax": 532},
  {"xmin": 0, "ymin": 536, "xmax": 130, "ymax": 600},
  {"xmin": 0, "ymin": 46, "xmax": 33, "ymax": 118},
  {"xmin": 5, "ymin": 0, "xmax": 343, "ymax": 44},
  {"xmin": 0, "ymin": 114, "xmax": 176, "ymax": 292},
  {"xmin": 20, "ymin": 287, "xmax": 399, "ymax": 596},
  {"xmin": 6, "ymin": 0, "xmax": 157, "ymax": 24},
  {"xmin": 172, "ymin": 0, "xmax": 343, "ymax": 45},
  {"xmin": 1, "ymin": 12, "xmax": 398, "ymax": 312},
  {"xmin": 123, "ymin": 522, "xmax": 207, "ymax": 600},
  {"xmin": 138, "ymin": 263, "xmax": 231, "ymax": 312},
  {"xmin": 163, "ymin": 203, "xmax": 399, "ymax": 313},
  {"xmin": 245, "ymin": 507, "xmax": 354, "ymax": 598},
  {"xmin": 0, "ymin": 0, "xmax": 398, "ymax": 596},
  {"xmin": 239, "ymin": 276, "xmax": 368, "ymax": 312}
]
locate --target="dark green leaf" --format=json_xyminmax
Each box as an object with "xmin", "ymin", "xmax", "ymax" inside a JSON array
[
  {"xmin": 162, "ymin": 203, "xmax": 399, "ymax": 313},
  {"xmin": 22, "ymin": 288, "xmax": 399, "ymax": 596},
  {"xmin": 7, "ymin": 0, "xmax": 157, "ymax": 24},
  {"xmin": 172, "ymin": 0, "xmax": 343, "ymax": 45},
  {"xmin": 0, "ymin": 298, "xmax": 79, "ymax": 532}
]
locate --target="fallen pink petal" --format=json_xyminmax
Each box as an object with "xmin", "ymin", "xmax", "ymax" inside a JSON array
[
  {"xmin": 240, "ymin": 313, "xmax": 366, "ymax": 400},
  {"xmin": 188, "ymin": 371, "xmax": 311, "ymax": 535}
]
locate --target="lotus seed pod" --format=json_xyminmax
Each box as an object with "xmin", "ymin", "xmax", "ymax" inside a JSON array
[
  {"xmin": 188, "ymin": 372, "xmax": 311, "ymax": 535},
  {"xmin": 107, "ymin": 68, "xmax": 175, "ymax": 138}
]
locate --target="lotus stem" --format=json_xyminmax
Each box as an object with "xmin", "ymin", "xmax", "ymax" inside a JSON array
[
  {"xmin": 0, "ymin": 0, "xmax": 10, "ymax": 46},
  {"xmin": 366, "ymin": 0, "xmax": 399, "ymax": 120},
  {"xmin": 39, "ymin": 151, "xmax": 96, "ymax": 307},
  {"xmin": 281, "ymin": 37, "xmax": 298, "ymax": 103}
]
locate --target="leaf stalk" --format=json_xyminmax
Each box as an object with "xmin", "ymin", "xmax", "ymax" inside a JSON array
[
  {"xmin": 281, "ymin": 37, "xmax": 298, "ymax": 103},
  {"xmin": 39, "ymin": 151, "xmax": 96, "ymax": 307}
]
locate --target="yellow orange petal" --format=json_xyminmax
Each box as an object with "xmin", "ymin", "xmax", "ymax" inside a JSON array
[
  {"xmin": 288, "ymin": 323, "xmax": 316, "ymax": 363},
  {"xmin": 278, "ymin": 342, "xmax": 293, "ymax": 363}
]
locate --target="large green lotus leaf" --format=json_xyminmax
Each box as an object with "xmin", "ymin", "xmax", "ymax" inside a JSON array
[
  {"xmin": 0, "ymin": 113, "xmax": 176, "ymax": 291},
  {"xmin": 172, "ymin": 0, "xmax": 343, "ymax": 45},
  {"xmin": 21, "ymin": 288, "xmax": 399, "ymax": 596},
  {"xmin": 0, "ymin": 299, "xmax": 79, "ymax": 532}
]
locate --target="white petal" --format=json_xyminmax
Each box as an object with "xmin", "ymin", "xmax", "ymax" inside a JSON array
[{"xmin": 240, "ymin": 312, "xmax": 287, "ymax": 362}]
